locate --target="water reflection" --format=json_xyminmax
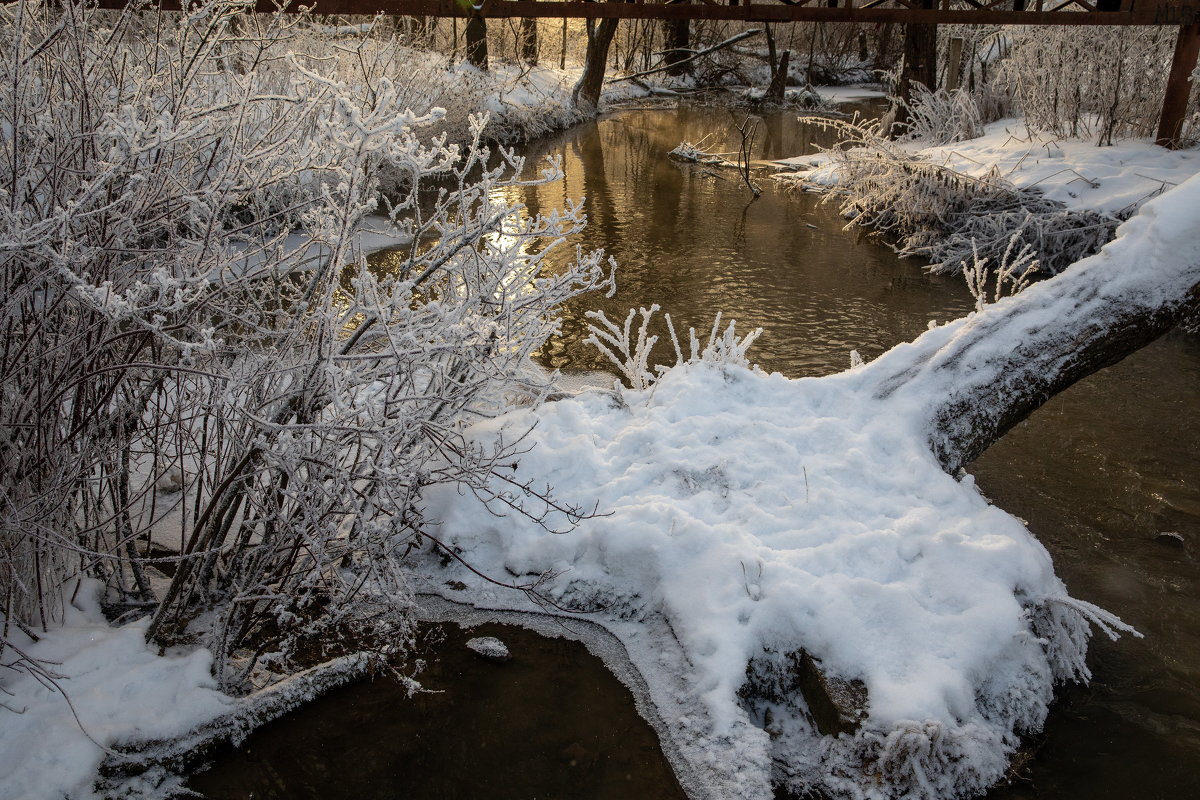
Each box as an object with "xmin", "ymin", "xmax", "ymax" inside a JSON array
[{"xmin": 495, "ymin": 105, "xmax": 972, "ymax": 378}]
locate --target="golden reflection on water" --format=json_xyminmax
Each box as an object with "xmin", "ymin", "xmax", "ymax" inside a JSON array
[{"xmin": 481, "ymin": 105, "xmax": 974, "ymax": 380}]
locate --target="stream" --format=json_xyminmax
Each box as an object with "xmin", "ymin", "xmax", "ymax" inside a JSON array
[{"xmin": 189, "ymin": 104, "xmax": 1200, "ymax": 799}]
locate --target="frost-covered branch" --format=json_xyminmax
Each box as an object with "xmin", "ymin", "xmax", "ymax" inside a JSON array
[
  {"xmin": 585, "ymin": 305, "xmax": 762, "ymax": 391},
  {"xmin": 0, "ymin": 0, "xmax": 612, "ymax": 693},
  {"xmin": 781, "ymin": 116, "xmax": 1121, "ymax": 277}
]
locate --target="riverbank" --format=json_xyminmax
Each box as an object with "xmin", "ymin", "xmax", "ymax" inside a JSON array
[
  {"xmin": 778, "ymin": 118, "xmax": 1200, "ymax": 214},
  {"xmin": 774, "ymin": 118, "xmax": 1200, "ymax": 276}
]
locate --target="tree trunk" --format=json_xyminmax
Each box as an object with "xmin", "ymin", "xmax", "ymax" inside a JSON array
[
  {"xmin": 573, "ymin": 17, "xmax": 620, "ymax": 112},
  {"xmin": 520, "ymin": 17, "xmax": 539, "ymax": 66},
  {"xmin": 874, "ymin": 22, "xmax": 896, "ymax": 74},
  {"xmin": 663, "ymin": 12, "xmax": 690, "ymax": 76},
  {"xmin": 766, "ymin": 50, "xmax": 791, "ymax": 104},
  {"xmin": 866, "ymin": 178, "xmax": 1200, "ymax": 474},
  {"xmin": 464, "ymin": 12, "xmax": 488, "ymax": 70},
  {"xmin": 892, "ymin": 7, "xmax": 937, "ymax": 135}
]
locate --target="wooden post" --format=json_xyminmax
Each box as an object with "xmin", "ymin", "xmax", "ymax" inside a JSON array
[
  {"xmin": 1156, "ymin": 23, "xmax": 1200, "ymax": 148},
  {"xmin": 945, "ymin": 36, "xmax": 964, "ymax": 92}
]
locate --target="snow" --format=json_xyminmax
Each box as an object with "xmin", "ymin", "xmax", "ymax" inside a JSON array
[
  {"xmin": 465, "ymin": 636, "xmax": 512, "ymax": 662},
  {"xmin": 775, "ymin": 118, "xmax": 1200, "ymax": 218},
  {"xmin": 813, "ymin": 84, "xmax": 888, "ymax": 104},
  {"xmin": 919, "ymin": 120, "xmax": 1200, "ymax": 215},
  {"xmin": 411, "ymin": 172, "xmax": 1199, "ymax": 799},
  {"xmin": 418, "ymin": 362, "xmax": 1082, "ymax": 796},
  {"xmin": 0, "ymin": 581, "xmax": 232, "ymax": 800}
]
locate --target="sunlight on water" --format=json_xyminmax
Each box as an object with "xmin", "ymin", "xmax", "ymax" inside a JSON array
[{"xmin": 493, "ymin": 104, "xmax": 974, "ymax": 379}]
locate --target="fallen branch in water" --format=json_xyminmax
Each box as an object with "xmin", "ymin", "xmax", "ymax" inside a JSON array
[{"xmin": 99, "ymin": 653, "xmax": 377, "ymax": 786}]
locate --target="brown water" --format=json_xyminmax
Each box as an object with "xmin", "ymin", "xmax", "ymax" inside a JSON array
[
  {"xmin": 524, "ymin": 104, "xmax": 972, "ymax": 378},
  {"xmin": 191, "ymin": 106, "xmax": 1200, "ymax": 799},
  {"xmin": 188, "ymin": 621, "xmax": 686, "ymax": 799}
]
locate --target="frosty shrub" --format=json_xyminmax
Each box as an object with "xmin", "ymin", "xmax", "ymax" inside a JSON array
[
  {"xmin": 585, "ymin": 304, "xmax": 762, "ymax": 390},
  {"xmin": 901, "ymin": 84, "xmax": 984, "ymax": 145},
  {"xmin": 0, "ymin": 1, "xmax": 611, "ymax": 691},
  {"xmin": 784, "ymin": 117, "xmax": 1120, "ymax": 277},
  {"xmin": 961, "ymin": 236, "xmax": 1040, "ymax": 312},
  {"xmin": 995, "ymin": 25, "xmax": 1196, "ymax": 145},
  {"xmin": 268, "ymin": 18, "xmax": 583, "ymax": 147}
]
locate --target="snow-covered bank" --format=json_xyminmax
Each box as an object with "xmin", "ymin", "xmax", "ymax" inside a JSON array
[
  {"xmin": 0, "ymin": 582, "xmax": 232, "ymax": 800},
  {"xmin": 772, "ymin": 117, "xmax": 1200, "ymax": 278},
  {"xmin": 776, "ymin": 119, "xmax": 1200, "ymax": 217},
  {"xmin": 915, "ymin": 121, "xmax": 1200, "ymax": 216},
  {"xmin": 416, "ymin": 362, "xmax": 1111, "ymax": 799},
  {"xmin": 413, "ymin": 173, "xmax": 1200, "ymax": 798}
]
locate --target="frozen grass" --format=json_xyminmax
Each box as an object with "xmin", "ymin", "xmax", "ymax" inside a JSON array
[{"xmin": 775, "ymin": 115, "xmax": 1200, "ymax": 277}]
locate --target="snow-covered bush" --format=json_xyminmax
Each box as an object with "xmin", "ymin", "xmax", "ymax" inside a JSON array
[
  {"xmin": 995, "ymin": 25, "xmax": 1197, "ymax": 145},
  {"xmin": 901, "ymin": 84, "xmax": 983, "ymax": 145},
  {"xmin": 0, "ymin": 0, "xmax": 611, "ymax": 691},
  {"xmin": 783, "ymin": 117, "xmax": 1120, "ymax": 277},
  {"xmin": 258, "ymin": 18, "xmax": 583, "ymax": 146},
  {"xmin": 585, "ymin": 305, "xmax": 761, "ymax": 390}
]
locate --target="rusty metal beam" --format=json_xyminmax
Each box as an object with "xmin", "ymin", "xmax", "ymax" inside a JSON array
[
  {"xmin": 1156, "ymin": 22, "xmax": 1200, "ymax": 146},
  {"xmin": 88, "ymin": 0, "xmax": 1200, "ymax": 26}
]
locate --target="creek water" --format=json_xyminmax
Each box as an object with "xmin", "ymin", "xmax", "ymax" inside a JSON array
[{"xmin": 189, "ymin": 105, "xmax": 1200, "ymax": 798}]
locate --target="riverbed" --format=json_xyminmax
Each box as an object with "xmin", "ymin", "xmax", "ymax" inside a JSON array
[{"xmin": 189, "ymin": 105, "xmax": 1199, "ymax": 799}]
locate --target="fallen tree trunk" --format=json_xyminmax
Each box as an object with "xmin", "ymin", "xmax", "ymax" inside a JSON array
[
  {"xmin": 98, "ymin": 653, "xmax": 374, "ymax": 790},
  {"xmin": 866, "ymin": 174, "xmax": 1200, "ymax": 474}
]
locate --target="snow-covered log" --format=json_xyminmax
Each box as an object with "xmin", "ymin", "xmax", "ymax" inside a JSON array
[
  {"xmin": 416, "ymin": 175, "xmax": 1198, "ymax": 800},
  {"xmin": 99, "ymin": 652, "xmax": 375, "ymax": 787},
  {"xmin": 868, "ymin": 171, "xmax": 1200, "ymax": 474}
]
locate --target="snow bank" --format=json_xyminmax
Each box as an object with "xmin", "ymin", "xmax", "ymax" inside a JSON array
[
  {"xmin": 919, "ymin": 120, "xmax": 1200, "ymax": 216},
  {"xmin": 418, "ymin": 354, "xmax": 1125, "ymax": 797},
  {"xmin": 777, "ymin": 118, "xmax": 1200, "ymax": 218},
  {"xmin": 0, "ymin": 581, "xmax": 232, "ymax": 800}
]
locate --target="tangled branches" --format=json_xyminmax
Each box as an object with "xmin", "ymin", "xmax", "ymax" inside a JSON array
[
  {"xmin": 781, "ymin": 117, "xmax": 1120, "ymax": 277},
  {"xmin": 1, "ymin": 0, "xmax": 612, "ymax": 693}
]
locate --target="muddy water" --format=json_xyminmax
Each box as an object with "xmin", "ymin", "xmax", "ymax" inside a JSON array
[
  {"xmin": 191, "ymin": 105, "xmax": 1199, "ymax": 798},
  {"xmin": 524, "ymin": 104, "xmax": 972, "ymax": 378}
]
